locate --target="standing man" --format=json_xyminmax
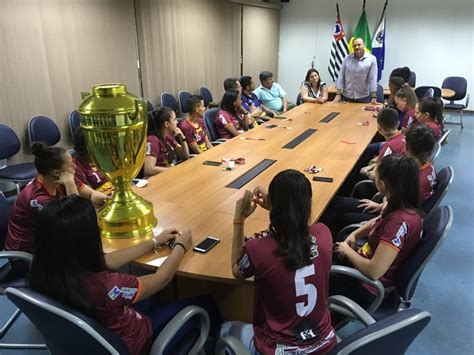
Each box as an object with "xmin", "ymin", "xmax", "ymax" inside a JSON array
[
  {"xmin": 254, "ymin": 71, "xmax": 291, "ymax": 113},
  {"xmin": 333, "ymin": 38, "xmax": 378, "ymax": 104}
]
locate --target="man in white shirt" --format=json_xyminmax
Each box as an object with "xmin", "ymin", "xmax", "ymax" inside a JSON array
[{"xmin": 333, "ymin": 38, "xmax": 378, "ymax": 104}]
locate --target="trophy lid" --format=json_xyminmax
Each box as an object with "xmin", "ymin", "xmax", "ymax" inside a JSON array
[{"xmin": 78, "ymin": 83, "xmax": 144, "ymax": 115}]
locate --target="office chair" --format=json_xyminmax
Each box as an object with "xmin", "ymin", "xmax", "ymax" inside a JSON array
[
  {"xmin": 442, "ymin": 76, "xmax": 469, "ymax": 129},
  {"xmin": 0, "ymin": 124, "xmax": 36, "ymax": 186},
  {"xmin": 68, "ymin": 110, "xmax": 81, "ymax": 139},
  {"xmin": 415, "ymin": 86, "xmax": 442, "ymax": 100},
  {"xmin": 178, "ymin": 91, "xmax": 192, "ymax": 114},
  {"xmin": 408, "ymin": 71, "xmax": 416, "ymax": 87},
  {"xmin": 376, "ymin": 84, "xmax": 384, "ymax": 103},
  {"xmin": 6, "ymin": 287, "xmax": 210, "ymax": 354},
  {"xmin": 296, "ymin": 92, "xmax": 303, "ymax": 105},
  {"xmin": 27, "ymin": 116, "xmax": 61, "ymax": 146},
  {"xmin": 146, "ymin": 100, "xmax": 155, "ymax": 113},
  {"xmin": 199, "ymin": 87, "xmax": 214, "ymax": 108},
  {"xmin": 203, "ymin": 108, "xmax": 227, "ymax": 145},
  {"xmin": 427, "ymin": 141, "xmax": 441, "ymax": 163},
  {"xmin": 160, "ymin": 92, "xmax": 179, "ymax": 112}
]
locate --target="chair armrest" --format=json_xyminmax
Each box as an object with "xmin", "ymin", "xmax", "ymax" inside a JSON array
[
  {"xmin": 351, "ymin": 180, "xmax": 376, "ymax": 199},
  {"xmin": 329, "ymin": 295, "xmax": 376, "ymax": 326},
  {"xmin": 330, "ymin": 265, "xmax": 385, "ymax": 314},
  {"xmin": 215, "ymin": 335, "xmax": 251, "ymax": 355},
  {"xmin": 0, "ymin": 251, "xmax": 33, "ymax": 262},
  {"xmin": 149, "ymin": 305, "xmax": 210, "ymax": 355},
  {"xmin": 336, "ymin": 224, "xmax": 363, "ymax": 242},
  {"xmin": 466, "ymin": 93, "xmax": 470, "ymax": 108}
]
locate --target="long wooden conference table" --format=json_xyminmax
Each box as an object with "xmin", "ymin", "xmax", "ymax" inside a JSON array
[{"xmin": 102, "ymin": 102, "xmax": 379, "ymax": 320}]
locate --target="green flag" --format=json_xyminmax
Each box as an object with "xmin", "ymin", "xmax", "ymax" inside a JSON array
[{"xmin": 349, "ymin": 7, "xmax": 372, "ymax": 53}]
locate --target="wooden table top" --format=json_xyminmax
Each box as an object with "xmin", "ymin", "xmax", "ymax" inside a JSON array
[
  {"xmin": 102, "ymin": 102, "xmax": 379, "ymax": 283},
  {"xmin": 327, "ymin": 85, "xmax": 455, "ymax": 99}
]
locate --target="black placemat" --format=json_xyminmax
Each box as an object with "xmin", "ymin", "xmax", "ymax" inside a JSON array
[
  {"xmin": 226, "ymin": 159, "xmax": 277, "ymax": 189},
  {"xmin": 282, "ymin": 128, "xmax": 317, "ymax": 149}
]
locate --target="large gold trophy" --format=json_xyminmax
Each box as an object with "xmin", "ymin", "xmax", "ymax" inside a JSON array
[{"xmin": 78, "ymin": 84, "xmax": 157, "ymax": 238}]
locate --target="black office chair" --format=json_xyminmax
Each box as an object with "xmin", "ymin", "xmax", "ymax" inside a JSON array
[
  {"xmin": 178, "ymin": 91, "xmax": 192, "ymax": 114},
  {"xmin": 427, "ymin": 141, "xmax": 441, "ymax": 163},
  {"xmin": 199, "ymin": 86, "xmax": 214, "ymax": 108},
  {"xmin": 334, "ymin": 205, "xmax": 453, "ymax": 321},
  {"xmin": 442, "ymin": 76, "xmax": 469, "ymax": 129},
  {"xmin": 160, "ymin": 92, "xmax": 179, "ymax": 113},
  {"xmin": 68, "ymin": 110, "xmax": 81, "ymax": 139},
  {"xmin": 423, "ymin": 167, "xmax": 454, "ymax": 215},
  {"xmin": 296, "ymin": 92, "xmax": 303, "ymax": 105},
  {"xmin": 437, "ymin": 127, "xmax": 451, "ymax": 146},
  {"xmin": 0, "ymin": 124, "xmax": 36, "ymax": 186},
  {"xmin": 408, "ymin": 71, "xmax": 416, "ymax": 87},
  {"xmin": 376, "ymin": 84, "xmax": 384, "ymax": 103},
  {"xmin": 0, "ymin": 193, "xmax": 44, "ymax": 349},
  {"xmin": 217, "ymin": 298, "xmax": 431, "ymax": 355},
  {"xmin": 27, "ymin": 116, "xmax": 61, "ymax": 146},
  {"xmin": 415, "ymin": 86, "xmax": 442, "ymax": 100},
  {"xmin": 5, "ymin": 287, "xmax": 210, "ymax": 355},
  {"xmin": 203, "ymin": 108, "xmax": 227, "ymax": 145}
]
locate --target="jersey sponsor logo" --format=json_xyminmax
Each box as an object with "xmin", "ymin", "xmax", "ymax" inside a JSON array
[
  {"xmin": 427, "ymin": 167, "xmax": 437, "ymax": 188},
  {"xmin": 238, "ymin": 253, "xmax": 251, "ymax": 274},
  {"xmin": 30, "ymin": 199, "xmax": 44, "ymax": 210},
  {"xmin": 145, "ymin": 141, "xmax": 151, "ymax": 155},
  {"xmin": 275, "ymin": 330, "xmax": 334, "ymax": 354},
  {"xmin": 220, "ymin": 115, "xmax": 227, "ymax": 125},
  {"xmin": 309, "ymin": 235, "xmax": 319, "ymax": 259},
  {"xmin": 107, "ymin": 286, "xmax": 121, "ymax": 300},
  {"xmin": 391, "ymin": 221, "xmax": 408, "ymax": 247}
]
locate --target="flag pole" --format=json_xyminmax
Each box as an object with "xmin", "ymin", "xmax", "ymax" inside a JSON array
[
  {"xmin": 378, "ymin": 0, "xmax": 388, "ymax": 25},
  {"xmin": 336, "ymin": 3, "xmax": 340, "ymax": 18},
  {"xmin": 363, "ymin": 0, "xmax": 366, "ymax": 10}
]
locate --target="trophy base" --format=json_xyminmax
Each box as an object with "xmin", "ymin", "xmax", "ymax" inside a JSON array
[{"xmin": 98, "ymin": 192, "xmax": 157, "ymax": 239}]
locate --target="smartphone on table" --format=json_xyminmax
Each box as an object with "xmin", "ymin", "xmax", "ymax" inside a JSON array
[{"xmin": 193, "ymin": 236, "xmax": 220, "ymax": 253}]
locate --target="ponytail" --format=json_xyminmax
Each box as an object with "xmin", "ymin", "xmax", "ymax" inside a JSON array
[
  {"xmin": 377, "ymin": 155, "xmax": 421, "ymax": 216},
  {"xmin": 395, "ymin": 84, "xmax": 417, "ymax": 109},
  {"xmin": 405, "ymin": 125, "xmax": 436, "ymax": 164}
]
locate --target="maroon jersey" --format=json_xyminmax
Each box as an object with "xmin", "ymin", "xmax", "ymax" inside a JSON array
[
  {"xmin": 146, "ymin": 134, "xmax": 178, "ymax": 167},
  {"xmin": 238, "ymin": 224, "xmax": 336, "ymax": 354},
  {"xmin": 401, "ymin": 108, "xmax": 417, "ymax": 129},
  {"xmin": 73, "ymin": 157, "xmax": 114, "ymax": 196},
  {"xmin": 5, "ymin": 177, "xmax": 66, "ymax": 252},
  {"xmin": 425, "ymin": 121, "xmax": 441, "ymax": 138},
  {"xmin": 419, "ymin": 162, "xmax": 437, "ymax": 204},
  {"xmin": 215, "ymin": 109, "xmax": 242, "ymax": 139},
  {"xmin": 358, "ymin": 209, "xmax": 423, "ymax": 290},
  {"xmin": 378, "ymin": 133, "xmax": 406, "ymax": 159},
  {"xmin": 179, "ymin": 117, "xmax": 208, "ymax": 152},
  {"xmin": 81, "ymin": 271, "xmax": 152, "ymax": 355}
]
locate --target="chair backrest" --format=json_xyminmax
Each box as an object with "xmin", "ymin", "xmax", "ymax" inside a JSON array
[
  {"xmin": 408, "ymin": 71, "xmax": 416, "ymax": 87},
  {"xmin": 441, "ymin": 76, "xmax": 467, "ymax": 102},
  {"xmin": 437, "ymin": 128, "xmax": 450, "ymax": 146},
  {"xmin": 28, "ymin": 116, "xmax": 61, "ymax": 146},
  {"xmin": 68, "ymin": 110, "xmax": 81, "ymax": 139},
  {"xmin": 160, "ymin": 92, "xmax": 178, "ymax": 112},
  {"xmin": 414, "ymin": 86, "xmax": 442, "ymax": 100},
  {"xmin": 178, "ymin": 91, "xmax": 192, "ymax": 114},
  {"xmin": 0, "ymin": 192, "xmax": 13, "ymax": 250},
  {"xmin": 5, "ymin": 287, "xmax": 129, "ymax": 355},
  {"xmin": 376, "ymin": 84, "xmax": 384, "ymax": 103},
  {"xmin": 0, "ymin": 124, "xmax": 21, "ymax": 160},
  {"xmin": 203, "ymin": 108, "xmax": 220, "ymax": 141},
  {"xmin": 427, "ymin": 141, "xmax": 441, "ymax": 163},
  {"xmin": 146, "ymin": 100, "xmax": 155, "ymax": 112},
  {"xmin": 296, "ymin": 92, "xmax": 303, "ymax": 105},
  {"xmin": 422, "ymin": 166, "xmax": 454, "ymax": 214},
  {"xmin": 423, "ymin": 88, "xmax": 434, "ymax": 98},
  {"xmin": 394, "ymin": 205, "xmax": 453, "ymax": 303},
  {"xmin": 330, "ymin": 309, "xmax": 431, "ymax": 355},
  {"xmin": 199, "ymin": 86, "xmax": 213, "ymax": 107}
]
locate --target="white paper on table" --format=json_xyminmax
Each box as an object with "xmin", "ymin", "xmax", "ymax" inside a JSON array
[{"xmin": 147, "ymin": 256, "xmax": 168, "ymax": 268}]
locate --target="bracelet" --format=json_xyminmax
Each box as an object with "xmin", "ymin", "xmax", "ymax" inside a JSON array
[
  {"xmin": 233, "ymin": 219, "xmax": 244, "ymax": 225},
  {"xmin": 151, "ymin": 238, "xmax": 159, "ymax": 254},
  {"xmin": 174, "ymin": 242, "xmax": 187, "ymax": 253}
]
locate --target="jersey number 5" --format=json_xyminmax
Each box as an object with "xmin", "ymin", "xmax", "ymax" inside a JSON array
[{"xmin": 294, "ymin": 264, "xmax": 317, "ymax": 317}]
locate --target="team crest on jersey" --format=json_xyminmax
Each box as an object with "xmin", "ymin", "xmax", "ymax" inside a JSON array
[
  {"xmin": 107, "ymin": 286, "xmax": 121, "ymax": 300},
  {"xmin": 383, "ymin": 146, "xmax": 393, "ymax": 157},
  {"xmin": 30, "ymin": 199, "xmax": 43, "ymax": 211},
  {"xmin": 392, "ymin": 221, "xmax": 408, "ymax": 247},
  {"xmin": 309, "ymin": 235, "xmax": 319, "ymax": 259},
  {"xmin": 145, "ymin": 142, "xmax": 151, "ymax": 155}
]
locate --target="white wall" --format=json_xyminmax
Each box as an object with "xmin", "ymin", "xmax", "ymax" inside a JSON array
[{"xmin": 278, "ymin": 0, "xmax": 474, "ymax": 109}]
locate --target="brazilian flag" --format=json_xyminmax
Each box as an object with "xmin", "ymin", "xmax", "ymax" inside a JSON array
[{"xmin": 348, "ymin": 5, "xmax": 372, "ymax": 53}]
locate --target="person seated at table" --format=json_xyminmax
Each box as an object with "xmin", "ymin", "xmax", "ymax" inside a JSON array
[
  {"xmin": 415, "ymin": 97, "xmax": 444, "ymax": 138},
  {"xmin": 144, "ymin": 107, "xmax": 190, "ymax": 177},
  {"xmin": 5, "ymin": 142, "xmax": 78, "ymax": 255},
  {"xmin": 224, "ymin": 77, "xmax": 242, "ymax": 93},
  {"xmin": 254, "ymin": 71, "xmax": 293, "ymax": 113},
  {"xmin": 72, "ymin": 128, "xmax": 114, "ymax": 207},
  {"xmin": 215, "ymin": 89, "xmax": 252, "ymax": 139},
  {"xmin": 240, "ymin": 75, "xmax": 274, "ymax": 119},
  {"xmin": 29, "ymin": 195, "xmax": 223, "ymax": 355},
  {"xmin": 221, "ymin": 170, "xmax": 336, "ymax": 354},
  {"xmin": 394, "ymin": 84, "xmax": 417, "ymax": 130},
  {"xmin": 299, "ymin": 68, "xmax": 328, "ymax": 104},
  {"xmin": 320, "ymin": 125, "xmax": 435, "ymax": 237},
  {"xmin": 387, "ymin": 76, "xmax": 405, "ymax": 108},
  {"xmin": 332, "ymin": 155, "xmax": 423, "ymax": 310},
  {"xmin": 360, "ymin": 108, "xmax": 406, "ymax": 180},
  {"xmin": 178, "ymin": 95, "xmax": 212, "ymax": 154}
]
